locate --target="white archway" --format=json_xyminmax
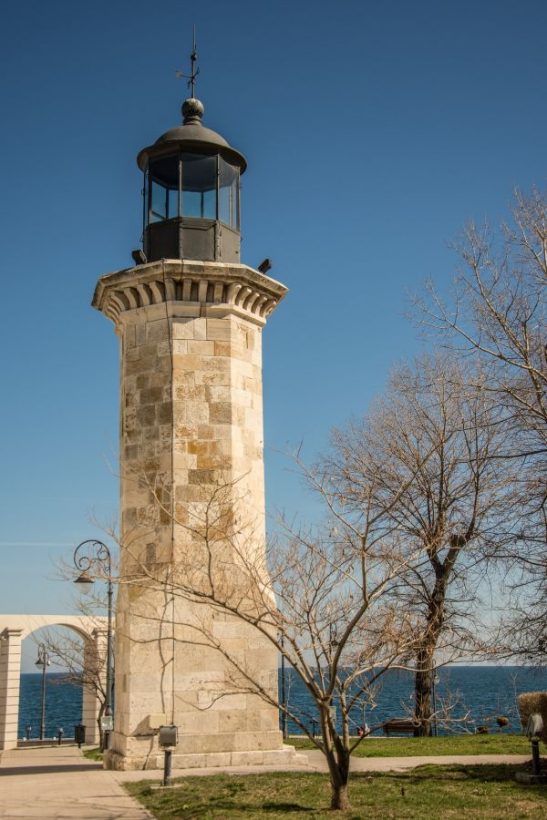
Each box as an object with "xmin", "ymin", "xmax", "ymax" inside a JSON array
[{"xmin": 0, "ymin": 614, "xmax": 108, "ymax": 750}]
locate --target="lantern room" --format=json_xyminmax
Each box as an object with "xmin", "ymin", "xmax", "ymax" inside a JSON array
[{"xmin": 136, "ymin": 98, "xmax": 246, "ymax": 264}]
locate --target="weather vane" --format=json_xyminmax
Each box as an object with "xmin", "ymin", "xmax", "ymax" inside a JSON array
[{"xmin": 176, "ymin": 26, "xmax": 199, "ymax": 98}]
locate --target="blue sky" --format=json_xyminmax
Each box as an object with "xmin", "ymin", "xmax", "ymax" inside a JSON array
[{"xmin": 1, "ymin": 0, "xmax": 545, "ymax": 616}]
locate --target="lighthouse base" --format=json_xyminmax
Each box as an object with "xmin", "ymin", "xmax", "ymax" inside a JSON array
[{"xmin": 104, "ymin": 743, "xmax": 307, "ymax": 771}]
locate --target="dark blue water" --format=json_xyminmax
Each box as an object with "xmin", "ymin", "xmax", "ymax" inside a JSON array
[
  {"xmin": 280, "ymin": 665, "xmax": 547, "ymax": 736},
  {"xmin": 19, "ymin": 673, "xmax": 83, "ymax": 740},
  {"xmin": 19, "ymin": 666, "xmax": 546, "ymax": 739}
]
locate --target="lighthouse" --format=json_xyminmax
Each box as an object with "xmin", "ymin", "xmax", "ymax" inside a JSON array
[{"xmin": 92, "ymin": 73, "xmax": 294, "ymax": 769}]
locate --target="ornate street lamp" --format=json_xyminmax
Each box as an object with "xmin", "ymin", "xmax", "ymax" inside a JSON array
[
  {"xmin": 35, "ymin": 643, "xmax": 50, "ymax": 741},
  {"xmin": 73, "ymin": 539, "xmax": 114, "ymax": 751}
]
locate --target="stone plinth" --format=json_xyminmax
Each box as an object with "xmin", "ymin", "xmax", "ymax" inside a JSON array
[{"xmin": 93, "ymin": 260, "xmax": 293, "ymax": 770}]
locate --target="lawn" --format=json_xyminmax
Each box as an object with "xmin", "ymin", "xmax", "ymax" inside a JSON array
[
  {"xmin": 289, "ymin": 733, "xmax": 531, "ymax": 757},
  {"xmin": 82, "ymin": 746, "xmax": 103, "ymax": 761},
  {"xmin": 84, "ymin": 734, "xmax": 532, "ymax": 764},
  {"xmin": 126, "ymin": 765, "xmax": 547, "ymax": 819}
]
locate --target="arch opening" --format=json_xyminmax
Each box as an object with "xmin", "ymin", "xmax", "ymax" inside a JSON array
[{"xmin": 0, "ymin": 614, "xmax": 107, "ymax": 750}]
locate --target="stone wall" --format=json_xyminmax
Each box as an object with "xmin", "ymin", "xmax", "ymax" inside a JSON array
[{"xmin": 93, "ymin": 260, "xmax": 292, "ymax": 769}]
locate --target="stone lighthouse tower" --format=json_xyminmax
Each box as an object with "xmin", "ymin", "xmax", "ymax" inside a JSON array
[{"xmin": 92, "ymin": 85, "xmax": 292, "ymax": 770}]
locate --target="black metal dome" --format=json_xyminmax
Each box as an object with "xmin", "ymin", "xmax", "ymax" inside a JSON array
[{"xmin": 137, "ymin": 97, "xmax": 246, "ymax": 172}]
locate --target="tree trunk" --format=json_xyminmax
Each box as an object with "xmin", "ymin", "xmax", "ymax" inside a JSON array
[
  {"xmin": 321, "ymin": 714, "xmax": 351, "ymax": 810},
  {"xmin": 97, "ymin": 701, "xmax": 105, "ymax": 750},
  {"xmin": 415, "ymin": 579, "xmax": 447, "ymax": 736},
  {"xmin": 327, "ymin": 747, "xmax": 351, "ymax": 809},
  {"xmin": 414, "ymin": 644, "xmax": 435, "ymax": 736},
  {"xmin": 331, "ymin": 781, "xmax": 350, "ymax": 810}
]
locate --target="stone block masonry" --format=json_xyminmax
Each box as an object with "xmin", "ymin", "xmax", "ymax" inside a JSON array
[{"xmin": 92, "ymin": 259, "xmax": 299, "ymax": 770}]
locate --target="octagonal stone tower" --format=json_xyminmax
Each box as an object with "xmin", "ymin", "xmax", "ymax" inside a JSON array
[{"xmin": 93, "ymin": 94, "xmax": 293, "ymax": 770}]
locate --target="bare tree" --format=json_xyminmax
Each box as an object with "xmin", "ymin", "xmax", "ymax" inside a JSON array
[
  {"xmin": 318, "ymin": 355, "xmax": 515, "ymax": 735},
  {"xmin": 492, "ymin": 557, "xmax": 547, "ymax": 664},
  {"xmin": 417, "ymin": 189, "xmax": 546, "ymax": 453},
  {"xmin": 416, "ymin": 189, "xmax": 546, "ymax": 660},
  {"xmin": 125, "ymin": 475, "xmax": 426, "ymax": 811}
]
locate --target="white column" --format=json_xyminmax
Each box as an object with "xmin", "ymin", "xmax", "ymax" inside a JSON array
[
  {"xmin": 0, "ymin": 628, "xmax": 23, "ymax": 750},
  {"xmin": 80, "ymin": 629, "xmax": 107, "ymax": 746}
]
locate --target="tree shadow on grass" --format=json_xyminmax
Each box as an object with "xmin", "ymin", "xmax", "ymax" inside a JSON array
[
  {"xmin": 144, "ymin": 799, "xmax": 315, "ymax": 819},
  {"xmin": 260, "ymin": 802, "xmax": 315, "ymax": 813},
  {"xmin": 411, "ymin": 764, "xmax": 531, "ymax": 783},
  {"xmin": 133, "ymin": 781, "xmax": 316, "ymax": 819},
  {"xmin": 354, "ymin": 763, "xmax": 541, "ymax": 785}
]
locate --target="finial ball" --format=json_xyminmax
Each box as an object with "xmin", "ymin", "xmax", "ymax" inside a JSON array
[{"xmin": 182, "ymin": 98, "xmax": 204, "ymax": 124}]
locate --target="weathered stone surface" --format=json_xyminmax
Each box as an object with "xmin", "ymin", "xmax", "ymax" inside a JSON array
[{"xmin": 95, "ymin": 260, "xmax": 288, "ymax": 771}]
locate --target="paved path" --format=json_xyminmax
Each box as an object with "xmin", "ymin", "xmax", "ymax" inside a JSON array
[
  {"xmin": 0, "ymin": 746, "xmax": 152, "ymax": 819},
  {"xmin": 303, "ymin": 749, "xmax": 531, "ymax": 773},
  {"xmin": 108, "ymin": 749, "xmax": 530, "ymax": 782},
  {"xmin": 0, "ymin": 744, "xmax": 532, "ymax": 818}
]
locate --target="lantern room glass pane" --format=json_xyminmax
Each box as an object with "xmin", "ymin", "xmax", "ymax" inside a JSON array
[
  {"xmin": 219, "ymin": 157, "xmax": 239, "ymax": 230},
  {"xmin": 146, "ymin": 153, "xmax": 241, "ymax": 229},
  {"xmin": 168, "ymin": 188, "xmax": 179, "ymax": 217},
  {"xmin": 151, "ymin": 154, "xmax": 179, "ymax": 187},
  {"xmin": 148, "ymin": 154, "xmax": 179, "ymax": 223},
  {"xmin": 150, "ymin": 178, "xmax": 180, "ymax": 222},
  {"xmin": 181, "ymin": 154, "xmax": 217, "ymax": 219},
  {"xmin": 184, "ymin": 188, "xmax": 216, "ymax": 219},
  {"xmin": 150, "ymin": 178, "xmax": 168, "ymax": 223}
]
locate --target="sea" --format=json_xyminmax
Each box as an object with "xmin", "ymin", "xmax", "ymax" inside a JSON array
[{"xmin": 18, "ymin": 666, "xmax": 547, "ymax": 740}]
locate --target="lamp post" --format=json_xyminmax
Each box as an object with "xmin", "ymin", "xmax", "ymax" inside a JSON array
[
  {"xmin": 35, "ymin": 644, "xmax": 50, "ymax": 740},
  {"xmin": 73, "ymin": 539, "xmax": 114, "ymax": 751}
]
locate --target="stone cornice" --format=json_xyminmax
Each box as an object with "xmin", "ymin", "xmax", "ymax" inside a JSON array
[{"xmin": 92, "ymin": 260, "xmax": 288, "ymax": 327}]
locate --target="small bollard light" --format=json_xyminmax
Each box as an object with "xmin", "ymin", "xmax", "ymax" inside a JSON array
[
  {"xmin": 158, "ymin": 725, "xmax": 178, "ymax": 786},
  {"xmin": 57, "ymin": 727, "xmax": 64, "ymax": 746}
]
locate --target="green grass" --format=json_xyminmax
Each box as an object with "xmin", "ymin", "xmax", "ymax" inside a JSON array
[
  {"xmin": 82, "ymin": 747, "xmax": 103, "ymax": 762},
  {"xmin": 289, "ymin": 733, "xmax": 531, "ymax": 757},
  {"xmin": 126, "ymin": 765, "xmax": 547, "ymax": 818}
]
